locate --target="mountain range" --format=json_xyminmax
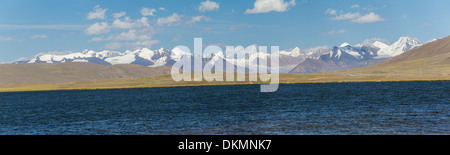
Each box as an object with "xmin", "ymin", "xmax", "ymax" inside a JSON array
[
  {"xmin": 289, "ymin": 37, "xmax": 422, "ymax": 73},
  {"xmin": 327, "ymin": 35, "xmax": 450, "ymax": 77},
  {"xmin": 15, "ymin": 37, "xmax": 422, "ymax": 74},
  {"xmin": 1, "ymin": 35, "xmax": 449, "ymax": 91}
]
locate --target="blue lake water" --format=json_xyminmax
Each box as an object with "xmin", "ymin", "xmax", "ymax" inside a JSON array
[{"xmin": 0, "ymin": 81, "xmax": 449, "ymax": 135}]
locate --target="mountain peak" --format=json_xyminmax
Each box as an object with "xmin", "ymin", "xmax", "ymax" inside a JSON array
[
  {"xmin": 397, "ymin": 37, "xmax": 420, "ymax": 45},
  {"xmin": 377, "ymin": 37, "xmax": 422, "ymax": 58},
  {"xmin": 339, "ymin": 42, "xmax": 351, "ymax": 47},
  {"xmin": 398, "ymin": 36, "xmax": 415, "ymax": 40},
  {"xmin": 382, "ymin": 36, "xmax": 450, "ymax": 64},
  {"xmin": 372, "ymin": 41, "xmax": 389, "ymax": 49}
]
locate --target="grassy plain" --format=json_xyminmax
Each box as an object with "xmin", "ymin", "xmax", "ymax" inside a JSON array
[{"xmin": 1, "ymin": 71, "xmax": 448, "ymax": 93}]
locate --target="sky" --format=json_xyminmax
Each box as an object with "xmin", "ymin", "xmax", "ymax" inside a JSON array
[{"xmin": 1, "ymin": 0, "xmax": 450, "ymax": 63}]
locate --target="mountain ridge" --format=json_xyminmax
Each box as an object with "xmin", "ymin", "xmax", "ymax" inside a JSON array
[
  {"xmin": 13, "ymin": 36, "xmax": 424, "ymax": 74},
  {"xmin": 1, "ymin": 36, "xmax": 449, "ymax": 92},
  {"xmin": 289, "ymin": 37, "xmax": 422, "ymax": 73}
]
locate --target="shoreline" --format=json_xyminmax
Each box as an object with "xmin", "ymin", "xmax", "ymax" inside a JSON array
[{"xmin": 1, "ymin": 77, "xmax": 449, "ymax": 93}]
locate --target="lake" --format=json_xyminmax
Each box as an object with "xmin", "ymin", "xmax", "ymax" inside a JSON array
[{"xmin": 0, "ymin": 81, "xmax": 448, "ymax": 135}]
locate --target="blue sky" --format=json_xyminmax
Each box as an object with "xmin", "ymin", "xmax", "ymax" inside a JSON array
[{"xmin": 1, "ymin": 0, "xmax": 450, "ymax": 63}]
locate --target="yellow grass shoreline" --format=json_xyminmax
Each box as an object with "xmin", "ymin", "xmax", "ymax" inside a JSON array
[{"xmin": 1, "ymin": 73, "xmax": 449, "ymax": 93}]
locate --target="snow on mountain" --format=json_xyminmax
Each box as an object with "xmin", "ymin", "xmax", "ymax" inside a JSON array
[
  {"xmin": 28, "ymin": 51, "xmax": 99, "ymax": 63},
  {"xmin": 16, "ymin": 44, "xmax": 340, "ymax": 74},
  {"xmin": 279, "ymin": 47, "xmax": 302, "ymax": 57},
  {"xmin": 88, "ymin": 50, "xmax": 122, "ymax": 59},
  {"xmin": 104, "ymin": 53, "xmax": 137, "ymax": 65},
  {"xmin": 26, "ymin": 48, "xmax": 183, "ymax": 67},
  {"xmin": 16, "ymin": 36, "xmax": 426, "ymax": 74},
  {"xmin": 339, "ymin": 42, "xmax": 351, "ymax": 47},
  {"xmin": 171, "ymin": 47, "xmax": 192, "ymax": 62},
  {"xmin": 371, "ymin": 41, "xmax": 389, "ymax": 49},
  {"xmin": 303, "ymin": 46, "xmax": 330, "ymax": 59},
  {"xmin": 326, "ymin": 44, "xmax": 366, "ymax": 60},
  {"xmin": 289, "ymin": 37, "xmax": 423, "ymax": 74},
  {"xmin": 377, "ymin": 37, "xmax": 422, "ymax": 58},
  {"xmin": 325, "ymin": 38, "xmax": 420, "ymax": 61}
]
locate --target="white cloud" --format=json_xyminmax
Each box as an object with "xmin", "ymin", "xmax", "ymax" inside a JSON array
[
  {"xmin": 132, "ymin": 40, "xmax": 160, "ymax": 48},
  {"xmin": 105, "ymin": 40, "xmax": 160, "ymax": 50},
  {"xmin": 102, "ymin": 26, "xmax": 158, "ymax": 50},
  {"xmin": 87, "ymin": 5, "xmax": 108, "ymax": 20},
  {"xmin": 111, "ymin": 17, "xmax": 150, "ymax": 29},
  {"xmin": 108, "ymin": 29, "xmax": 152, "ymax": 41},
  {"xmin": 84, "ymin": 22, "xmax": 110, "ymax": 35},
  {"xmin": 188, "ymin": 15, "xmax": 211, "ymax": 24},
  {"xmin": 89, "ymin": 37, "xmax": 104, "ymax": 42},
  {"xmin": 84, "ymin": 7, "xmax": 160, "ymax": 51},
  {"xmin": 141, "ymin": 7, "xmax": 157, "ymax": 16},
  {"xmin": 135, "ymin": 17, "xmax": 151, "ymax": 27},
  {"xmin": 351, "ymin": 5, "xmax": 360, "ymax": 9},
  {"xmin": 326, "ymin": 29, "xmax": 345, "ymax": 35},
  {"xmin": 245, "ymin": 0, "xmax": 296, "ymax": 14},
  {"xmin": 94, "ymin": 17, "xmax": 155, "ymax": 50},
  {"xmin": 105, "ymin": 24, "xmax": 156, "ymax": 42},
  {"xmin": 159, "ymin": 7, "xmax": 166, "ymax": 11},
  {"xmin": 112, "ymin": 19, "xmax": 134, "ymax": 29},
  {"xmin": 0, "ymin": 36, "xmax": 15, "ymax": 41},
  {"xmin": 199, "ymin": 0, "xmax": 220, "ymax": 12},
  {"xmin": 331, "ymin": 12, "xmax": 361, "ymax": 20},
  {"xmin": 350, "ymin": 12, "xmax": 386, "ymax": 23},
  {"xmin": 157, "ymin": 13, "xmax": 182, "ymax": 26},
  {"xmin": 330, "ymin": 12, "xmax": 385, "ymax": 24},
  {"xmin": 325, "ymin": 8, "xmax": 337, "ymax": 15},
  {"xmin": 113, "ymin": 12, "xmax": 126, "ymax": 19},
  {"xmin": 31, "ymin": 34, "xmax": 48, "ymax": 39}
]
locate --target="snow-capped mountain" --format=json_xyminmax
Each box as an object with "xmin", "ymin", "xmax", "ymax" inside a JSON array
[
  {"xmin": 371, "ymin": 41, "xmax": 389, "ymax": 49},
  {"xmin": 290, "ymin": 37, "xmax": 422, "ymax": 73},
  {"xmin": 324, "ymin": 40, "xmax": 382, "ymax": 61},
  {"xmin": 377, "ymin": 37, "xmax": 422, "ymax": 58},
  {"xmin": 279, "ymin": 46, "xmax": 330, "ymax": 59},
  {"xmin": 16, "ymin": 36, "xmax": 424, "ymax": 74},
  {"xmin": 339, "ymin": 42, "xmax": 351, "ymax": 48},
  {"xmin": 19, "ymin": 45, "xmax": 329, "ymax": 73},
  {"xmin": 25, "ymin": 48, "xmax": 185, "ymax": 67}
]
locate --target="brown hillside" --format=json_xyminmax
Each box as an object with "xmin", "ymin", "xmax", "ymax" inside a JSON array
[
  {"xmin": 382, "ymin": 35, "xmax": 450, "ymax": 65},
  {"xmin": 333, "ymin": 36, "xmax": 450, "ymax": 76},
  {"xmin": 0, "ymin": 62, "xmax": 172, "ymax": 84}
]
